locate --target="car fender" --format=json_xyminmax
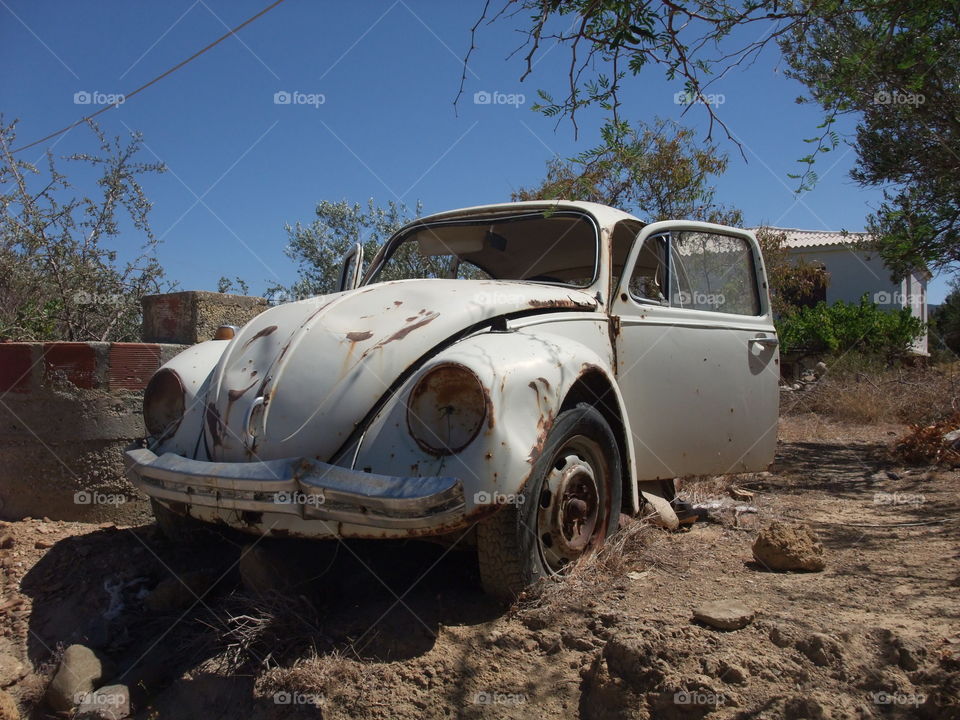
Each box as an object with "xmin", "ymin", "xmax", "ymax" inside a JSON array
[
  {"xmin": 147, "ymin": 339, "xmax": 229, "ymax": 457},
  {"xmin": 353, "ymin": 324, "xmax": 639, "ymax": 520}
]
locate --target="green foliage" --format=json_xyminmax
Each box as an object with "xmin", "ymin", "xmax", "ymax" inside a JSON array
[
  {"xmin": 754, "ymin": 227, "xmax": 830, "ymax": 317},
  {"xmin": 776, "ymin": 295, "xmax": 924, "ymax": 358},
  {"xmin": 217, "ymin": 276, "xmax": 250, "ymax": 295},
  {"xmin": 0, "ymin": 118, "xmax": 167, "ymax": 342},
  {"xmin": 271, "ymin": 198, "xmax": 433, "ymax": 301},
  {"xmin": 470, "ymin": 1, "xmax": 960, "ymax": 276},
  {"xmin": 512, "ymin": 118, "xmax": 741, "ymax": 224},
  {"xmin": 929, "ymin": 280, "xmax": 960, "ymax": 356},
  {"xmin": 782, "ymin": 0, "xmax": 960, "ymax": 276}
]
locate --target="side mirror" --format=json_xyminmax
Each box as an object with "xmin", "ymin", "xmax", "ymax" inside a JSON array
[{"xmin": 337, "ymin": 243, "xmax": 364, "ymax": 292}]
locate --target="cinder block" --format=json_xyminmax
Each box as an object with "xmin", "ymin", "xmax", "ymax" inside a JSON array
[
  {"xmin": 109, "ymin": 343, "xmax": 161, "ymax": 391},
  {"xmin": 42, "ymin": 343, "xmax": 99, "ymax": 389},
  {"xmin": 142, "ymin": 291, "xmax": 268, "ymax": 344},
  {"xmin": 0, "ymin": 344, "xmax": 37, "ymax": 393}
]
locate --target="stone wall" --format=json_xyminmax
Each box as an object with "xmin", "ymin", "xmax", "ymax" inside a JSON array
[{"xmin": 0, "ymin": 342, "xmax": 186, "ymax": 522}]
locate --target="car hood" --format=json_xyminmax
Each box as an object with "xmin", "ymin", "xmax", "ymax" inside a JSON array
[{"xmin": 204, "ymin": 279, "xmax": 598, "ymax": 462}]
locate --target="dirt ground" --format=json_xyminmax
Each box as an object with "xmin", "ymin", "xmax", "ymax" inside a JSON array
[{"xmin": 1, "ymin": 414, "xmax": 958, "ymax": 719}]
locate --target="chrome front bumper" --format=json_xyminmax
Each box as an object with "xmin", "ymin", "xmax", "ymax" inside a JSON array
[{"xmin": 124, "ymin": 448, "xmax": 466, "ymax": 530}]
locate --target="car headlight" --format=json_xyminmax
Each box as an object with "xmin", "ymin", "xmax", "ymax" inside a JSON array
[
  {"xmin": 407, "ymin": 363, "xmax": 488, "ymax": 455},
  {"xmin": 143, "ymin": 368, "xmax": 186, "ymax": 438}
]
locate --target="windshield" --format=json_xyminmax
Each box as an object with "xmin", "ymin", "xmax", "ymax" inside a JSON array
[{"xmin": 363, "ymin": 211, "xmax": 599, "ymax": 287}]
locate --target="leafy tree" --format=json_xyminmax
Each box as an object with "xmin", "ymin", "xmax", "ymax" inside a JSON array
[
  {"xmin": 460, "ymin": 1, "xmax": 869, "ymax": 141},
  {"xmin": 0, "ymin": 119, "xmax": 166, "ymax": 342},
  {"xmin": 217, "ymin": 276, "xmax": 250, "ymax": 295},
  {"xmin": 782, "ymin": 1, "xmax": 960, "ymax": 278},
  {"xmin": 513, "ymin": 118, "xmax": 741, "ymax": 224},
  {"xmin": 465, "ymin": 1, "xmax": 960, "ymax": 276},
  {"xmin": 754, "ymin": 227, "xmax": 829, "ymax": 317},
  {"xmin": 274, "ymin": 198, "xmax": 443, "ymax": 300},
  {"xmin": 929, "ymin": 280, "xmax": 960, "ymax": 356}
]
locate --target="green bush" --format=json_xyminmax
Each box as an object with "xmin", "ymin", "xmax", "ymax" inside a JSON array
[{"xmin": 776, "ymin": 295, "xmax": 924, "ymax": 358}]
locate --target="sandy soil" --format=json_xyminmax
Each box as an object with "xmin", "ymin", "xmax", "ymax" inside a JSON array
[{"xmin": 0, "ymin": 414, "xmax": 957, "ymax": 719}]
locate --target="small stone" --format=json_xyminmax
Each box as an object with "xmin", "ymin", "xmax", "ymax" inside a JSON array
[
  {"xmin": 560, "ymin": 629, "xmax": 596, "ymax": 651},
  {"xmin": 796, "ymin": 632, "xmax": 842, "ymax": 667},
  {"xmin": 692, "ymin": 600, "xmax": 755, "ymax": 631},
  {"xmin": 534, "ymin": 631, "xmax": 562, "ymax": 654},
  {"xmin": 74, "ymin": 683, "xmax": 130, "ymax": 720},
  {"xmin": 0, "ymin": 654, "xmax": 25, "ymax": 687},
  {"xmin": 45, "ymin": 645, "xmax": 110, "ymax": 712},
  {"xmin": 752, "ymin": 521, "xmax": 825, "ymax": 572},
  {"xmin": 0, "ymin": 536, "xmax": 12, "ymax": 550},
  {"xmin": 721, "ymin": 662, "xmax": 749, "ymax": 684},
  {"xmin": 33, "ymin": 540, "xmax": 54, "ymax": 550},
  {"xmin": 768, "ymin": 623, "xmax": 794, "ymax": 648}
]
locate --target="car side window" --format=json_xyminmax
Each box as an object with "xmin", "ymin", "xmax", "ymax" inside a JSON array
[
  {"xmin": 669, "ymin": 231, "xmax": 761, "ymax": 315},
  {"xmin": 628, "ymin": 235, "xmax": 668, "ymax": 303}
]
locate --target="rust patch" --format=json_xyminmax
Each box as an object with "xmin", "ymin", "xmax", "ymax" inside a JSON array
[
  {"xmin": 205, "ymin": 402, "xmax": 225, "ymax": 447},
  {"xmin": 536, "ymin": 376, "xmax": 551, "ymax": 391},
  {"xmin": 227, "ymin": 379, "xmax": 258, "ymax": 403},
  {"xmin": 526, "ymin": 411, "xmax": 556, "ymax": 464},
  {"xmin": 528, "ymin": 297, "xmax": 595, "ymax": 311},
  {"xmin": 242, "ymin": 324, "xmax": 278, "ymax": 347},
  {"xmin": 376, "ymin": 310, "xmax": 439, "ymax": 348},
  {"xmin": 393, "ymin": 300, "xmax": 403, "ymax": 306},
  {"xmin": 346, "ymin": 330, "xmax": 374, "ymax": 342}
]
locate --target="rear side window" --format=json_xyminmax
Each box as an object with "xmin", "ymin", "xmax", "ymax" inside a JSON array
[{"xmin": 670, "ymin": 232, "xmax": 761, "ymax": 315}]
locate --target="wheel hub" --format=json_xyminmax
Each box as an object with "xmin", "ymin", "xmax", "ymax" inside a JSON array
[{"xmin": 538, "ymin": 450, "xmax": 601, "ymax": 571}]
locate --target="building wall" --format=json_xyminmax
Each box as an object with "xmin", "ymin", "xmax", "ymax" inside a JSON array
[{"xmin": 788, "ymin": 245, "xmax": 928, "ymax": 353}]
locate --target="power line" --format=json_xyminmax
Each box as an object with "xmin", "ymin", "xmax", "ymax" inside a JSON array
[{"xmin": 12, "ymin": 0, "xmax": 290, "ymax": 154}]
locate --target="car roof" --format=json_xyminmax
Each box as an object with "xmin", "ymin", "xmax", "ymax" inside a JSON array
[{"xmin": 413, "ymin": 200, "xmax": 642, "ymax": 229}]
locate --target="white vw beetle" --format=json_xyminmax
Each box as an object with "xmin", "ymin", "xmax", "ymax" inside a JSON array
[{"xmin": 127, "ymin": 201, "xmax": 779, "ymax": 599}]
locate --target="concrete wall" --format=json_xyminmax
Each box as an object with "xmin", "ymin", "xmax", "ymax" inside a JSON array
[
  {"xmin": 789, "ymin": 246, "xmax": 929, "ymax": 354},
  {"xmin": 0, "ymin": 289, "xmax": 271, "ymax": 522},
  {"xmin": 143, "ymin": 291, "xmax": 268, "ymax": 344},
  {"xmin": 0, "ymin": 342, "xmax": 187, "ymax": 522}
]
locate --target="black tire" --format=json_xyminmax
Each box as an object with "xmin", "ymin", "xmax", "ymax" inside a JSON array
[{"xmin": 476, "ymin": 403, "xmax": 623, "ymax": 601}]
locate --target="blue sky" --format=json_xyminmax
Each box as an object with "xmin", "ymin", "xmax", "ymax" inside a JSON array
[{"xmin": 1, "ymin": 0, "xmax": 952, "ymax": 302}]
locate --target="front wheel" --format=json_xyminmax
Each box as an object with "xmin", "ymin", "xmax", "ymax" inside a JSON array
[{"xmin": 476, "ymin": 403, "xmax": 622, "ymax": 601}]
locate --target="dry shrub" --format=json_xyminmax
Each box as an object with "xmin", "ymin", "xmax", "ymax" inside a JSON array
[
  {"xmin": 785, "ymin": 361, "xmax": 960, "ymax": 425},
  {"xmin": 258, "ymin": 649, "xmax": 381, "ymax": 709},
  {"xmin": 520, "ymin": 517, "xmax": 670, "ymax": 614},
  {"xmin": 894, "ymin": 413, "xmax": 960, "ymax": 466},
  {"xmin": 196, "ymin": 590, "xmax": 324, "ymax": 672}
]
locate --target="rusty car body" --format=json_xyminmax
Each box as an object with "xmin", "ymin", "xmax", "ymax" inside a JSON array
[{"xmin": 126, "ymin": 200, "xmax": 779, "ymax": 598}]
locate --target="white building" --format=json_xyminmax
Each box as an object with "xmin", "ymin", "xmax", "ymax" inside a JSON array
[{"xmin": 765, "ymin": 228, "xmax": 929, "ymax": 354}]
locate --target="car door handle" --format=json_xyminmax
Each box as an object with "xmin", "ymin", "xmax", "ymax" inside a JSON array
[{"xmin": 749, "ymin": 336, "xmax": 779, "ymax": 348}]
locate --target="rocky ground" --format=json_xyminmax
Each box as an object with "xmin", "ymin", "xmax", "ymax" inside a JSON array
[{"xmin": 0, "ymin": 414, "xmax": 958, "ymax": 719}]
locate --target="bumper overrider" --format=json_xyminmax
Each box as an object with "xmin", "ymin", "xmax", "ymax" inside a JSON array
[{"xmin": 124, "ymin": 448, "xmax": 466, "ymax": 531}]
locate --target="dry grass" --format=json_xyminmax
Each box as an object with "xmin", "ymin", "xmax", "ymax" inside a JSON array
[
  {"xmin": 783, "ymin": 361, "xmax": 960, "ymax": 425},
  {"xmin": 257, "ymin": 649, "xmax": 383, "ymax": 709},
  {"xmin": 519, "ymin": 517, "xmax": 671, "ymax": 615},
  {"xmin": 195, "ymin": 590, "xmax": 325, "ymax": 672}
]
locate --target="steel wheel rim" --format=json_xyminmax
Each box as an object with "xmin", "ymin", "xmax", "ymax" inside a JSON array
[{"xmin": 536, "ymin": 434, "xmax": 607, "ymax": 573}]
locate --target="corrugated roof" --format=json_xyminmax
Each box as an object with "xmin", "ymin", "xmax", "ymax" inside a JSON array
[{"xmin": 753, "ymin": 227, "xmax": 870, "ymax": 249}]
